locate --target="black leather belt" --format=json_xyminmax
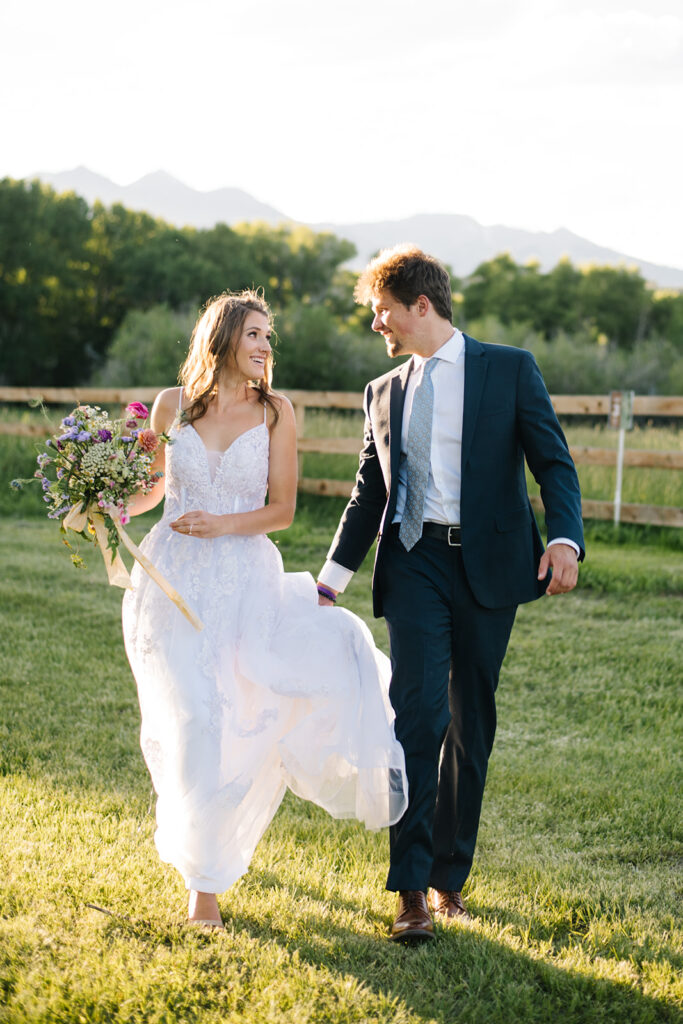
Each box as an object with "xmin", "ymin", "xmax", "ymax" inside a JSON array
[
  {"xmin": 391, "ymin": 522, "xmax": 462, "ymax": 546},
  {"xmin": 421, "ymin": 522, "xmax": 462, "ymax": 546}
]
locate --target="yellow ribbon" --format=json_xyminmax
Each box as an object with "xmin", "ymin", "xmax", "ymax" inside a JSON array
[{"xmin": 62, "ymin": 506, "xmax": 204, "ymax": 632}]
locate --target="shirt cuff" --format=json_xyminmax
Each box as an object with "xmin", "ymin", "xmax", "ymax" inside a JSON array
[
  {"xmin": 547, "ymin": 537, "xmax": 580, "ymax": 557},
  {"xmin": 318, "ymin": 559, "xmax": 355, "ymax": 593}
]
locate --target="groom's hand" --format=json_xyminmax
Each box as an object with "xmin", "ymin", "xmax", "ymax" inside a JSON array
[{"xmin": 538, "ymin": 544, "xmax": 579, "ymax": 595}]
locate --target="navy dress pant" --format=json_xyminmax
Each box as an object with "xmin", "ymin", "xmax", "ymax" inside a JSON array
[{"xmin": 378, "ymin": 528, "xmax": 517, "ymax": 893}]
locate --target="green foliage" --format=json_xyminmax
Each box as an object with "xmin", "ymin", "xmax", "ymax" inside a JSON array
[
  {"xmin": 466, "ymin": 314, "xmax": 683, "ymax": 395},
  {"xmin": 2, "ymin": 176, "xmax": 683, "ymax": 394},
  {"xmin": 463, "ymin": 253, "xmax": 677, "ymax": 352},
  {"xmin": 93, "ymin": 304, "xmax": 197, "ymax": 387},
  {"xmin": 0, "ymin": 179, "xmax": 94, "ymax": 384},
  {"xmin": 273, "ymin": 300, "xmax": 393, "ymax": 390}
]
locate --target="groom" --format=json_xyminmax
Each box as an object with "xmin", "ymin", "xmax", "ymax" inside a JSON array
[{"xmin": 317, "ymin": 245, "xmax": 584, "ymax": 942}]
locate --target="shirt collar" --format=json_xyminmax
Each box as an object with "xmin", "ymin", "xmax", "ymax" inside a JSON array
[{"xmin": 412, "ymin": 329, "xmax": 464, "ymax": 369}]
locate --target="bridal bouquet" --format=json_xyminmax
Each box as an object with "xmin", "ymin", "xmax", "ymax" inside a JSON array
[
  {"xmin": 29, "ymin": 401, "xmax": 166, "ymax": 565},
  {"xmin": 13, "ymin": 400, "xmax": 202, "ymax": 630}
]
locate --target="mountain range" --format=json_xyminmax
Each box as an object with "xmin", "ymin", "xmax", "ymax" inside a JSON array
[{"xmin": 32, "ymin": 167, "xmax": 683, "ymax": 289}]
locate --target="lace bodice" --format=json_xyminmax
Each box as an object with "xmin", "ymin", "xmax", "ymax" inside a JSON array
[{"xmin": 162, "ymin": 420, "xmax": 269, "ymax": 520}]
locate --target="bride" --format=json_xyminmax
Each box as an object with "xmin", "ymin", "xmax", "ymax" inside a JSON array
[{"xmin": 122, "ymin": 289, "xmax": 407, "ymax": 929}]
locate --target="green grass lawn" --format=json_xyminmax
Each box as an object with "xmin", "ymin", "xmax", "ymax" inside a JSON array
[
  {"xmin": 1, "ymin": 497, "xmax": 683, "ymax": 1024},
  {"xmin": 0, "ymin": 500, "xmax": 681, "ymax": 1023}
]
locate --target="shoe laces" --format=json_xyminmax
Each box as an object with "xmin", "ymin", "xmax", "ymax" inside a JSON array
[
  {"xmin": 400, "ymin": 890, "xmax": 426, "ymax": 908},
  {"xmin": 439, "ymin": 890, "xmax": 465, "ymax": 909}
]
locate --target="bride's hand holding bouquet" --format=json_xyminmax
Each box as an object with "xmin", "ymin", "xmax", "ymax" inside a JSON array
[
  {"xmin": 12, "ymin": 400, "xmax": 202, "ymax": 629},
  {"xmin": 30, "ymin": 401, "xmax": 165, "ymax": 561}
]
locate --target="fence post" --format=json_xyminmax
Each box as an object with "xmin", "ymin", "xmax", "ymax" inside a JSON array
[
  {"xmin": 609, "ymin": 390, "xmax": 634, "ymax": 525},
  {"xmin": 293, "ymin": 399, "xmax": 306, "ymax": 481}
]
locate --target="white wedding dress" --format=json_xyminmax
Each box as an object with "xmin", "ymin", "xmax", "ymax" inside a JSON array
[{"xmin": 122, "ymin": 408, "xmax": 407, "ymax": 893}]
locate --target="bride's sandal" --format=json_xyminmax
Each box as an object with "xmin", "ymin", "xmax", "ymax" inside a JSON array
[{"xmin": 188, "ymin": 917, "xmax": 225, "ymax": 931}]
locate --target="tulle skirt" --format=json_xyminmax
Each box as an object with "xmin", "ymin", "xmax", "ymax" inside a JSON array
[{"xmin": 122, "ymin": 526, "xmax": 407, "ymax": 892}]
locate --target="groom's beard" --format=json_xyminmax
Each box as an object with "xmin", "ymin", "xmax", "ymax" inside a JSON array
[{"xmin": 385, "ymin": 336, "xmax": 404, "ymax": 358}]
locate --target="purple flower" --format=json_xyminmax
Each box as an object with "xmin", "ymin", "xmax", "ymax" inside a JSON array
[
  {"xmin": 47, "ymin": 504, "xmax": 72, "ymax": 519},
  {"xmin": 41, "ymin": 478, "xmax": 51, "ymax": 491},
  {"xmin": 10, "ymin": 479, "xmax": 22, "ymax": 490},
  {"xmin": 45, "ymin": 439, "xmax": 52, "ymax": 447},
  {"xmin": 121, "ymin": 436, "xmax": 133, "ymax": 443},
  {"xmin": 57, "ymin": 468, "xmax": 65, "ymax": 479},
  {"xmin": 97, "ymin": 429, "xmax": 112, "ymax": 442},
  {"xmin": 37, "ymin": 453, "xmax": 51, "ymax": 467},
  {"xmin": 61, "ymin": 416, "xmax": 76, "ymax": 427},
  {"xmin": 58, "ymin": 426, "xmax": 82, "ymax": 442},
  {"xmin": 76, "ymin": 431, "xmax": 91, "ymax": 442}
]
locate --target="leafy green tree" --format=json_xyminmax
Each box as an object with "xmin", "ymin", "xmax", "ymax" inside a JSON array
[
  {"xmin": 541, "ymin": 258, "xmax": 583, "ymax": 335},
  {"xmin": 0, "ymin": 178, "xmax": 92, "ymax": 384},
  {"xmin": 273, "ymin": 300, "xmax": 392, "ymax": 391},
  {"xmin": 463, "ymin": 254, "xmax": 546, "ymax": 328},
  {"xmin": 650, "ymin": 290, "xmax": 683, "ymax": 351},
  {"xmin": 235, "ymin": 223, "xmax": 355, "ymax": 308},
  {"xmin": 577, "ymin": 265, "xmax": 652, "ymax": 348},
  {"xmin": 93, "ymin": 305, "xmax": 197, "ymax": 387}
]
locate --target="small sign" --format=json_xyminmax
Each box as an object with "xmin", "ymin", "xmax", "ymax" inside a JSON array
[{"xmin": 608, "ymin": 390, "xmax": 635, "ymax": 431}]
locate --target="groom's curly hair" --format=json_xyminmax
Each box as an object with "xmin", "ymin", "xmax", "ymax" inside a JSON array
[{"xmin": 354, "ymin": 244, "xmax": 453, "ymax": 323}]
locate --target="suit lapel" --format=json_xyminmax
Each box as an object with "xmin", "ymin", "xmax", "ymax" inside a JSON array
[
  {"xmin": 461, "ymin": 334, "xmax": 487, "ymax": 472},
  {"xmin": 385, "ymin": 358, "xmax": 413, "ymax": 521},
  {"xmin": 389, "ymin": 359, "xmax": 413, "ymax": 478}
]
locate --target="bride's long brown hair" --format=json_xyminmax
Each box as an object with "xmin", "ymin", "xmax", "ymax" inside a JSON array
[{"xmin": 179, "ymin": 290, "xmax": 280, "ymax": 426}]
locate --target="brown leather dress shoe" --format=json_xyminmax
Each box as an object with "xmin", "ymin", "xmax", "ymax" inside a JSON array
[
  {"xmin": 428, "ymin": 888, "xmax": 472, "ymax": 923},
  {"xmin": 389, "ymin": 890, "xmax": 434, "ymax": 942}
]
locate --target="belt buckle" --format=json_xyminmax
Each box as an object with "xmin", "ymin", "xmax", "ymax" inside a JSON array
[{"xmin": 447, "ymin": 526, "xmax": 461, "ymax": 547}]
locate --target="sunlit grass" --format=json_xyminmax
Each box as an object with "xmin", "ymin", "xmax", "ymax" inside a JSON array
[{"xmin": 0, "ymin": 508, "xmax": 681, "ymax": 1023}]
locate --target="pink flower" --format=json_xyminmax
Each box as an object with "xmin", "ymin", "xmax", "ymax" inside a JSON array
[
  {"xmin": 137, "ymin": 428, "xmax": 159, "ymax": 453},
  {"xmin": 126, "ymin": 402, "xmax": 149, "ymax": 420}
]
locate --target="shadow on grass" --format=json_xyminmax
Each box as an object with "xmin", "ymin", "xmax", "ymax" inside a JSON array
[{"xmin": 92, "ymin": 879, "xmax": 678, "ymax": 1024}]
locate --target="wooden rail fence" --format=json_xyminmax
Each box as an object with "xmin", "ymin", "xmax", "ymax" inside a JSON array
[{"xmin": 1, "ymin": 388, "xmax": 682, "ymax": 528}]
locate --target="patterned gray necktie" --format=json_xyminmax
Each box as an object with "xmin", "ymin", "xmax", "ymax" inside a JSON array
[{"xmin": 399, "ymin": 358, "xmax": 437, "ymax": 552}]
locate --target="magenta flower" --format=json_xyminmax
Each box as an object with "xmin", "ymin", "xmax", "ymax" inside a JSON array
[{"xmin": 126, "ymin": 402, "xmax": 149, "ymax": 420}]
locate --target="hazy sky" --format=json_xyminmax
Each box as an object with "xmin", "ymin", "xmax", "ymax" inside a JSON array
[{"xmin": 3, "ymin": 0, "xmax": 682, "ymax": 269}]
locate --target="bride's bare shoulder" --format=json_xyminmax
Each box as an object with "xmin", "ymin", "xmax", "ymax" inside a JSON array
[
  {"xmin": 151, "ymin": 387, "xmax": 184, "ymax": 432},
  {"xmin": 266, "ymin": 391, "xmax": 295, "ymax": 427}
]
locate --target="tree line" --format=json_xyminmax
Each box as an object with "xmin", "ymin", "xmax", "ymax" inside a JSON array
[{"xmin": 1, "ymin": 177, "xmax": 682, "ymax": 394}]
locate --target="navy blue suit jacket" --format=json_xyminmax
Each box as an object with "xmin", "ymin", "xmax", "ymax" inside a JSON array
[{"xmin": 327, "ymin": 335, "xmax": 585, "ymax": 614}]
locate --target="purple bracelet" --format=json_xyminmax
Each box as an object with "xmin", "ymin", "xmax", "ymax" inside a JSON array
[{"xmin": 317, "ymin": 583, "xmax": 338, "ymax": 603}]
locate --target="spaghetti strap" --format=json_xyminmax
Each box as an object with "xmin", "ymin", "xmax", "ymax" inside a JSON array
[
  {"xmin": 263, "ymin": 402, "xmax": 267, "ymax": 424},
  {"xmin": 177, "ymin": 386, "xmax": 184, "ymax": 413}
]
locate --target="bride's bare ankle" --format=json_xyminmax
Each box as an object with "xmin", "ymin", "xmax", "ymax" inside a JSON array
[{"xmin": 188, "ymin": 889, "xmax": 221, "ymax": 922}]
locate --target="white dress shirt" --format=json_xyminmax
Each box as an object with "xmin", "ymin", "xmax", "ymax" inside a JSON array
[
  {"xmin": 394, "ymin": 331, "xmax": 465, "ymax": 526},
  {"xmin": 319, "ymin": 331, "xmax": 578, "ymax": 593}
]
